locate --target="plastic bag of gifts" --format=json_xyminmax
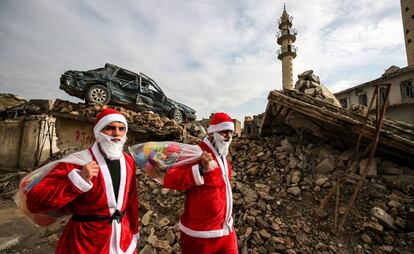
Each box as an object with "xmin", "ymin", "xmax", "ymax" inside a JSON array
[
  {"xmin": 129, "ymin": 141, "xmax": 217, "ymax": 183},
  {"xmin": 15, "ymin": 150, "xmax": 93, "ymax": 226}
]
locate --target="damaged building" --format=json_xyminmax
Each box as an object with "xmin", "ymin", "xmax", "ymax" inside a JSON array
[
  {"xmin": 0, "ymin": 4, "xmax": 413, "ymax": 254},
  {"xmin": 335, "ymin": 65, "xmax": 414, "ymax": 125}
]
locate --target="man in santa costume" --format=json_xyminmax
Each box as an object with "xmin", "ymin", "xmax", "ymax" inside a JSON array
[
  {"xmin": 26, "ymin": 108, "xmax": 139, "ymax": 254},
  {"xmin": 163, "ymin": 112, "xmax": 238, "ymax": 254}
]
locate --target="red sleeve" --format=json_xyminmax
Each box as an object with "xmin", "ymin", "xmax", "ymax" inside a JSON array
[
  {"xmin": 163, "ymin": 163, "xmax": 204, "ymax": 191},
  {"xmin": 26, "ymin": 162, "xmax": 90, "ymax": 213},
  {"xmin": 125, "ymin": 160, "xmax": 139, "ymax": 235}
]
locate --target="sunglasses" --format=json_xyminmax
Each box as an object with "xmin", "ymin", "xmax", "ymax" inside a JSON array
[{"xmin": 103, "ymin": 126, "xmax": 126, "ymax": 131}]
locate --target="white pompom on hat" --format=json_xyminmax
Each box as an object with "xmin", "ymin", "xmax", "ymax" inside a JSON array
[
  {"xmin": 207, "ymin": 112, "xmax": 234, "ymax": 134},
  {"xmin": 93, "ymin": 108, "xmax": 128, "ymax": 137}
]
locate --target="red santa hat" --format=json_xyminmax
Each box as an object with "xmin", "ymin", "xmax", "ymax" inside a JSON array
[
  {"xmin": 93, "ymin": 108, "xmax": 128, "ymax": 137},
  {"xmin": 207, "ymin": 112, "xmax": 234, "ymax": 134}
]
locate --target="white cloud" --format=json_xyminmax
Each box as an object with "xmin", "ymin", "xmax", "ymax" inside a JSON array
[{"xmin": 0, "ymin": 0, "xmax": 406, "ymax": 123}]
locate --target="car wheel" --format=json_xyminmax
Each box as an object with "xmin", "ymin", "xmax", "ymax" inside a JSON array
[
  {"xmin": 86, "ymin": 85, "xmax": 111, "ymax": 104},
  {"xmin": 171, "ymin": 108, "xmax": 184, "ymax": 124}
]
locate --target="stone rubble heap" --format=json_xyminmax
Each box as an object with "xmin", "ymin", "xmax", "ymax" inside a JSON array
[
  {"xmin": 0, "ymin": 93, "xmax": 49, "ymax": 120},
  {"xmin": 134, "ymin": 133, "xmax": 413, "ymax": 254},
  {"xmin": 0, "ymin": 93, "xmax": 26, "ymax": 113},
  {"xmin": 52, "ymin": 99, "xmax": 206, "ymax": 144},
  {"xmin": 294, "ymin": 70, "xmax": 342, "ymax": 108},
  {"xmin": 0, "ymin": 93, "xmax": 206, "ymax": 144}
]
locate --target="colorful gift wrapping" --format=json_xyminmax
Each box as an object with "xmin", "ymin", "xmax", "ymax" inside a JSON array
[{"xmin": 129, "ymin": 141, "xmax": 204, "ymax": 183}]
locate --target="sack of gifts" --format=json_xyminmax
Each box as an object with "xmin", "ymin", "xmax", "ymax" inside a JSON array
[
  {"xmin": 129, "ymin": 141, "xmax": 217, "ymax": 183},
  {"xmin": 15, "ymin": 150, "xmax": 92, "ymax": 226}
]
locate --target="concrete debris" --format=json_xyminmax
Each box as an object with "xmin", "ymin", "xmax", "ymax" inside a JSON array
[
  {"xmin": 0, "ymin": 94, "xmax": 26, "ymax": 113},
  {"xmin": 51, "ymin": 99, "xmax": 205, "ymax": 144},
  {"xmin": 294, "ymin": 70, "xmax": 342, "ymax": 107},
  {"xmin": 359, "ymin": 158, "xmax": 377, "ymax": 177},
  {"xmin": 261, "ymin": 89, "xmax": 414, "ymax": 165},
  {"xmin": 0, "ymin": 236, "xmax": 20, "ymax": 252},
  {"xmin": 0, "ymin": 93, "xmax": 51, "ymax": 119},
  {"xmin": 136, "ymin": 134, "xmax": 414, "ymax": 253},
  {"xmin": 243, "ymin": 114, "xmax": 263, "ymax": 139}
]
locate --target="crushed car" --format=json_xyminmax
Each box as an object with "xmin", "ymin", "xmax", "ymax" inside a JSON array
[{"xmin": 60, "ymin": 63, "xmax": 196, "ymax": 123}]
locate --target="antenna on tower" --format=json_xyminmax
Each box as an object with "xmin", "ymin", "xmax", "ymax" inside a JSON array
[{"xmin": 283, "ymin": 3, "xmax": 286, "ymax": 11}]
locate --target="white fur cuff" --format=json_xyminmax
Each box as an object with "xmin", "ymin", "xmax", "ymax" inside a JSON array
[
  {"xmin": 68, "ymin": 169, "xmax": 93, "ymax": 192},
  {"xmin": 192, "ymin": 164, "xmax": 204, "ymax": 186}
]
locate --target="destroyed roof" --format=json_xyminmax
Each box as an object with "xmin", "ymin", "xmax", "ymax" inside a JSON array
[
  {"xmin": 261, "ymin": 89, "xmax": 414, "ymax": 165},
  {"xmin": 334, "ymin": 65, "xmax": 414, "ymax": 95}
]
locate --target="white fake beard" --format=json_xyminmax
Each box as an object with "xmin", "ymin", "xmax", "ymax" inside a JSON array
[
  {"xmin": 96, "ymin": 132, "xmax": 127, "ymax": 160},
  {"xmin": 213, "ymin": 132, "xmax": 232, "ymax": 157}
]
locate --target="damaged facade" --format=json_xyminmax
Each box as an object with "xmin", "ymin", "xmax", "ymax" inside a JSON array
[
  {"xmin": 335, "ymin": 65, "xmax": 414, "ymax": 125},
  {"xmin": 242, "ymin": 114, "xmax": 263, "ymax": 138},
  {"xmin": 0, "ymin": 95, "xmax": 57, "ymax": 169}
]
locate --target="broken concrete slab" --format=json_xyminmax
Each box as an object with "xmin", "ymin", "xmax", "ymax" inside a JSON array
[
  {"xmin": 371, "ymin": 207, "xmax": 396, "ymax": 230},
  {"xmin": 261, "ymin": 90, "xmax": 414, "ymax": 166},
  {"xmin": 315, "ymin": 158, "xmax": 335, "ymax": 175},
  {"xmin": 359, "ymin": 159, "xmax": 377, "ymax": 177},
  {"xmin": 0, "ymin": 236, "xmax": 19, "ymax": 252}
]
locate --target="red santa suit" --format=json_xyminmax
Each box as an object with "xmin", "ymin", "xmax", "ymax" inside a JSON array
[
  {"xmin": 163, "ymin": 112, "xmax": 238, "ymax": 254},
  {"xmin": 26, "ymin": 109, "xmax": 139, "ymax": 254}
]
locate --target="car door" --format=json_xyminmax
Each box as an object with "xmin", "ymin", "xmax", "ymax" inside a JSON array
[
  {"xmin": 111, "ymin": 68, "xmax": 138, "ymax": 103},
  {"xmin": 146, "ymin": 82, "xmax": 169, "ymax": 115},
  {"xmin": 136, "ymin": 81, "xmax": 155, "ymax": 107}
]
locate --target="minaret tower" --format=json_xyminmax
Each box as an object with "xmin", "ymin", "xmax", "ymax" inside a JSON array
[
  {"xmin": 277, "ymin": 4, "xmax": 297, "ymax": 90},
  {"xmin": 401, "ymin": 0, "xmax": 414, "ymax": 66}
]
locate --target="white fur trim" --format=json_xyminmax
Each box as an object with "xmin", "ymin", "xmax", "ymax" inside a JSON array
[
  {"xmin": 202, "ymin": 138, "xmax": 234, "ymax": 233},
  {"xmin": 179, "ymin": 221, "xmax": 231, "ymax": 238},
  {"xmin": 207, "ymin": 121, "xmax": 234, "ymax": 134},
  {"xmin": 124, "ymin": 233, "xmax": 140, "ymax": 254},
  {"xmin": 191, "ymin": 164, "xmax": 204, "ymax": 186},
  {"xmin": 93, "ymin": 113, "xmax": 128, "ymax": 137},
  {"xmin": 92, "ymin": 143, "xmax": 117, "ymax": 213},
  {"xmin": 68, "ymin": 169, "xmax": 93, "ymax": 192}
]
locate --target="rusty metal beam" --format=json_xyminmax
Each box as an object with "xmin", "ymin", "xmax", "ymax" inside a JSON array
[{"xmin": 337, "ymin": 84, "xmax": 391, "ymax": 233}]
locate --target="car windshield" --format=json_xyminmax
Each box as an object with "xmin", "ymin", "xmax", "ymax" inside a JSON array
[{"xmin": 114, "ymin": 69, "xmax": 136, "ymax": 82}]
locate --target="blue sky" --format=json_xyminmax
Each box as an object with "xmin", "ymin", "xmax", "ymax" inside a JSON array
[{"xmin": 0, "ymin": 0, "xmax": 406, "ymax": 122}]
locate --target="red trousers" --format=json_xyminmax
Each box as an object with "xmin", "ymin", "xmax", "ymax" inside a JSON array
[{"xmin": 180, "ymin": 231, "xmax": 238, "ymax": 254}]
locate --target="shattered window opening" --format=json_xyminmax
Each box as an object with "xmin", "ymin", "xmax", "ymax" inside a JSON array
[
  {"xmin": 400, "ymin": 79, "xmax": 414, "ymax": 101},
  {"xmin": 339, "ymin": 98, "xmax": 348, "ymax": 108},
  {"xmin": 358, "ymin": 92, "xmax": 368, "ymax": 106},
  {"xmin": 379, "ymin": 87, "xmax": 388, "ymax": 105},
  {"xmin": 114, "ymin": 69, "xmax": 136, "ymax": 82}
]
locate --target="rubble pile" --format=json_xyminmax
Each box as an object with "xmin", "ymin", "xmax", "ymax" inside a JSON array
[
  {"xmin": 0, "ymin": 94, "xmax": 205, "ymax": 143},
  {"xmin": 0, "ymin": 93, "xmax": 48, "ymax": 120},
  {"xmin": 0, "ymin": 93, "xmax": 26, "ymax": 113},
  {"xmin": 294, "ymin": 70, "xmax": 342, "ymax": 108},
  {"xmin": 230, "ymin": 136, "xmax": 413, "ymax": 254},
  {"xmin": 52, "ymin": 99, "xmax": 205, "ymax": 144},
  {"xmin": 135, "ymin": 134, "xmax": 413, "ymax": 253}
]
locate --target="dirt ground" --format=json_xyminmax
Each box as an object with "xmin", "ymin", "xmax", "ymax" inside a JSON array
[{"xmin": 0, "ymin": 199, "xmax": 54, "ymax": 254}]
